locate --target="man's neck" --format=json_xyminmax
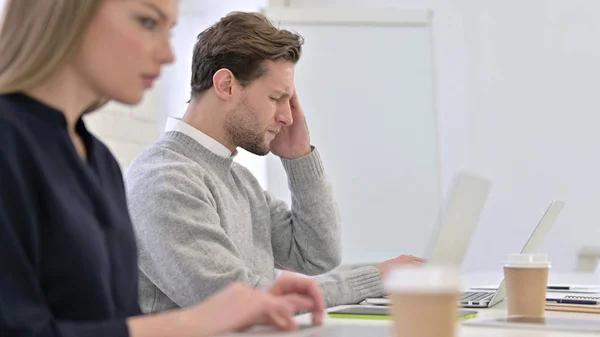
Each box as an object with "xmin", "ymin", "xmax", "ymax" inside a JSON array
[{"xmin": 182, "ymin": 98, "xmax": 236, "ymax": 153}]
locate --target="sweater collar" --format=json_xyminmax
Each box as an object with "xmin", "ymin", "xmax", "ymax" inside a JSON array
[{"xmin": 163, "ymin": 131, "xmax": 234, "ymax": 172}]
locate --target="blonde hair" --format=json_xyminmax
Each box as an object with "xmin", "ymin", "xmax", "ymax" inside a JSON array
[{"xmin": 0, "ymin": 0, "xmax": 104, "ymax": 95}]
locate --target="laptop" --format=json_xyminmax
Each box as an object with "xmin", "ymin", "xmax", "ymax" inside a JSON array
[
  {"xmin": 361, "ymin": 171, "xmax": 491, "ymax": 306},
  {"xmin": 365, "ymin": 200, "xmax": 566, "ymax": 308},
  {"xmin": 425, "ymin": 172, "xmax": 493, "ymax": 266},
  {"xmin": 341, "ymin": 172, "xmax": 491, "ymax": 270},
  {"xmin": 458, "ymin": 200, "xmax": 565, "ymax": 308}
]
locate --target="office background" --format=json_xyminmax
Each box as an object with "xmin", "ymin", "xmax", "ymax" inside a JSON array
[{"xmin": 3, "ymin": 0, "xmax": 600, "ymax": 274}]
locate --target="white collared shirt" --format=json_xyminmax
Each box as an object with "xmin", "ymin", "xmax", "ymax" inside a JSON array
[{"xmin": 164, "ymin": 117, "xmax": 234, "ymax": 158}]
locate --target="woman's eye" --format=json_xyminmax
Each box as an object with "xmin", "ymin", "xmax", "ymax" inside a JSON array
[{"xmin": 138, "ymin": 17, "xmax": 158, "ymax": 31}]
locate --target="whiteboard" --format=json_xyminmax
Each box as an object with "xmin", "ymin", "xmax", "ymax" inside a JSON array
[{"xmin": 264, "ymin": 7, "xmax": 441, "ymax": 265}]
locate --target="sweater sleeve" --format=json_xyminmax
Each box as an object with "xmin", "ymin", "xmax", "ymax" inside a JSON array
[
  {"xmin": 316, "ymin": 266, "xmax": 385, "ymax": 307},
  {"xmin": 0, "ymin": 125, "xmax": 129, "ymax": 337},
  {"xmin": 268, "ymin": 148, "xmax": 343, "ymax": 276}
]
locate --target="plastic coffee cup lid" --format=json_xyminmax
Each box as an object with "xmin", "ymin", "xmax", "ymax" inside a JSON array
[
  {"xmin": 384, "ymin": 266, "xmax": 462, "ymax": 294},
  {"xmin": 503, "ymin": 254, "xmax": 551, "ymax": 268}
]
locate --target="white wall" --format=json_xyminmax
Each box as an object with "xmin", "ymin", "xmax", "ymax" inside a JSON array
[
  {"xmin": 286, "ymin": 0, "xmax": 600, "ymax": 273},
  {"xmin": 265, "ymin": 16, "xmax": 442, "ymax": 264},
  {"xmin": 282, "ymin": 0, "xmax": 477, "ymax": 265},
  {"xmin": 284, "ymin": 0, "xmax": 476, "ymax": 194},
  {"xmin": 85, "ymin": 83, "xmax": 163, "ymax": 169},
  {"xmin": 464, "ymin": 0, "xmax": 600, "ymax": 274}
]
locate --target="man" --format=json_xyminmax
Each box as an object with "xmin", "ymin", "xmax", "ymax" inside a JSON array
[{"xmin": 125, "ymin": 11, "xmax": 424, "ymax": 313}]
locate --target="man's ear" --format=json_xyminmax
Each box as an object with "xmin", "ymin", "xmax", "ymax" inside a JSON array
[{"xmin": 213, "ymin": 68, "xmax": 236, "ymax": 100}]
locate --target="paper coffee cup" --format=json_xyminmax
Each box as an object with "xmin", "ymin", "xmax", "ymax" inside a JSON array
[
  {"xmin": 503, "ymin": 254, "xmax": 551, "ymax": 268},
  {"xmin": 385, "ymin": 266, "xmax": 461, "ymax": 337},
  {"xmin": 503, "ymin": 254, "xmax": 550, "ymax": 318}
]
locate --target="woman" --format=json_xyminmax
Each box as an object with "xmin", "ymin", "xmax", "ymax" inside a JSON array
[{"xmin": 0, "ymin": 1, "xmax": 324, "ymax": 337}]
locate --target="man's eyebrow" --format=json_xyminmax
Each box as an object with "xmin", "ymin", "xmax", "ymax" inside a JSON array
[{"xmin": 273, "ymin": 90, "xmax": 291, "ymax": 99}]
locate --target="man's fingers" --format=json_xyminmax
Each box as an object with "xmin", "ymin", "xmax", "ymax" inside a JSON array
[
  {"xmin": 399, "ymin": 255, "xmax": 426, "ymax": 263},
  {"xmin": 408, "ymin": 255, "xmax": 427, "ymax": 263}
]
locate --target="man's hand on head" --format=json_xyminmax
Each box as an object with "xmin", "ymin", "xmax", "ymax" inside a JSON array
[{"xmin": 270, "ymin": 91, "xmax": 312, "ymax": 160}]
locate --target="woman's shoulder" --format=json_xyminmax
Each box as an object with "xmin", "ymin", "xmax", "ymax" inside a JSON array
[
  {"xmin": 89, "ymin": 134, "xmax": 124, "ymax": 177},
  {"xmin": 0, "ymin": 94, "xmax": 25, "ymax": 128},
  {"xmin": 0, "ymin": 95, "xmax": 33, "ymax": 154},
  {"xmin": 0, "ymin": 93, "xmax": 48, "ymax": 146}
]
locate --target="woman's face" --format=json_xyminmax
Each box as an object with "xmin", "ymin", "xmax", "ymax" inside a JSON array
[{"xmin": 73, "ymin": 0, "xmax": 178, "ymax": 105}]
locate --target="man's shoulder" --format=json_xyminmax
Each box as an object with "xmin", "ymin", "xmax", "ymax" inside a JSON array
[
  {"xmin": 230, "ymin": 161, "xmax": 253, "ymax": 175},
  {"xmin": 230, "ymin": 162, "xmax": 267, "ymax": 192},
  {"xmin": 231, "ymin": 162, "xmax": 261, "ymax": 181},
  {"xmin": 125, "ymin": 141, "xmax": 209, "ymax": 186}
]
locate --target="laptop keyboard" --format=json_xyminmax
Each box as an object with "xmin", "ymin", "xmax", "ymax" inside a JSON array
[{"xmin": 461, "ymin": 291, "xmax": 494, "ymax": 302}]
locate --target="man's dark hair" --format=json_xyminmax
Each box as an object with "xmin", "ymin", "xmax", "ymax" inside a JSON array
[{"xmin": 190, "ymin": 11, "xmax": 303, "ymax": 97}]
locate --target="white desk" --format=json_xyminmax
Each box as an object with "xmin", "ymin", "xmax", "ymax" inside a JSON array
[
  {"xmin": 224, "ymin": 305, "xmax": 600, "ymax": 336},
  {"xmin": 223, "ymin": 272, "xmax": 600, "ymax": 336}
]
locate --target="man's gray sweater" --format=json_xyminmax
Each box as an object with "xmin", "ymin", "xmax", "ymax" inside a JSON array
[{"xmin": 124, "ymin": 131, "xmax": 383, "ymax": 313}]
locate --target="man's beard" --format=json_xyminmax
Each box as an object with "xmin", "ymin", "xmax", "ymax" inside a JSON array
[{"xmin": 225, "ymin": 101, "xmax": 270, "ymax": 156}]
